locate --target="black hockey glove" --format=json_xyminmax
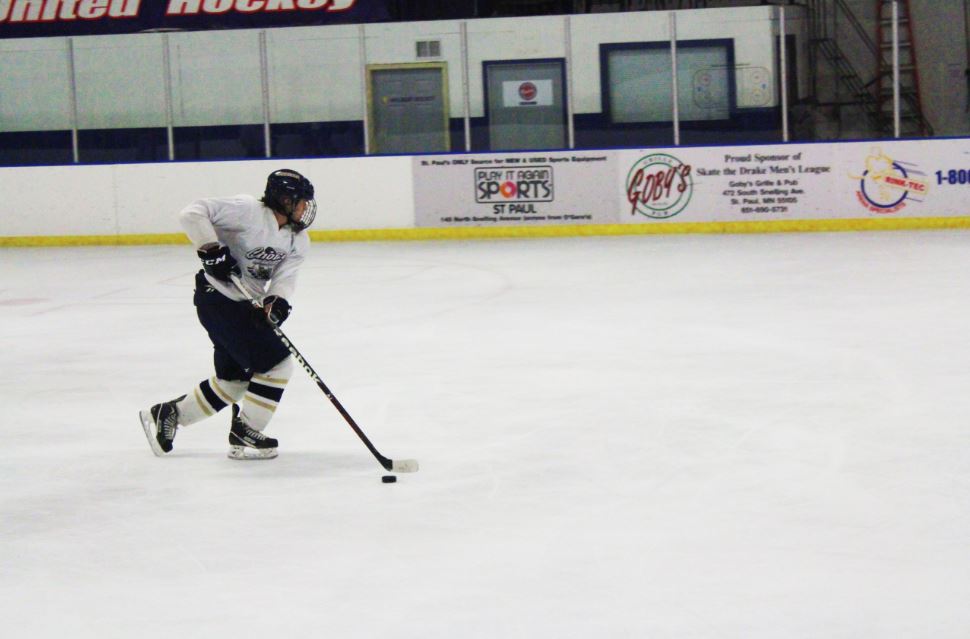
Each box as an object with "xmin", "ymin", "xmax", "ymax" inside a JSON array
[
  {"xmin": 263, "ymin": 296, "xmax": 291, "ymax": 326},
  {"xmin": 197, "ymin": 244, "xmax": 240, "ymax": 282}
]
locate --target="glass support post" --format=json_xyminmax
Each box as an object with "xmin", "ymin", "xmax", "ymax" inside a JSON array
[
  {"xmin": 892, "ymin": 1, "xmax": 901, "ymax": 138},
  {"xmin": 359, "ymin": 24, "xmax": 370, "ymax": 155},
  {"xmin": 162, "ymin": 33, "xmax": 175, "ymax": 161},
  {"xmin": 780, "ymin": 4, "xmax": 790, "ymax": 141},
  {"xmin": 67, "ymin": 38, "xmax": 80, "ymax": 163},
  {"xmin": 669, "ymin": 12, "xmax": 680, "ymax": 146},
  {"xmin": 461, "ymin": 21, "xmax": 472, "ymax": 151},
  {"xmin": 565, "ymin": 16, "xmax": 576, "ymax": 149},
  {"xmin": 259, "ymin": 31, "xmax": 272, "ymax": 158}
]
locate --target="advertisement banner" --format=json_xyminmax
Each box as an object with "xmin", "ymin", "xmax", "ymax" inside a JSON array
[
  {"xmin": 0, "ymin": 0, "xmax": 391, "ymax": 39},
  {"xmin": 617, "ymin": 138, "xmax": 970, "ymax": 224},
  {"xmin": 413, "ymin": 151, "xmax": 617, "ymax": 227}
]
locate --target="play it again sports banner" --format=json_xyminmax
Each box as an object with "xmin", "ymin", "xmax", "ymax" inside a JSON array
[
  {"xmin": 0, "ymin": 0, "xmax": 391, "ymax": 38},
  {"xmin": 413, "ymin": 151, "xmax": 617, "ymax": 227}
]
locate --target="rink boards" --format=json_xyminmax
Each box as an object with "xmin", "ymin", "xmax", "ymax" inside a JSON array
[{"xmin": 1, "ymin": 137, "xmax": 969, "ymax": 246}]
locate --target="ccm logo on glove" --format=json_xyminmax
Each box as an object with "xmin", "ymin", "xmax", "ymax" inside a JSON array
[{"xmin": 198, "ymin": 244, "xmax": 241, "ymax": 282}]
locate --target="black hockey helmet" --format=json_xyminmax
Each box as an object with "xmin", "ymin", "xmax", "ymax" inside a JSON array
[{"xmin": 263, "ymin": 168, "xmax": 317, "ymax": 231}]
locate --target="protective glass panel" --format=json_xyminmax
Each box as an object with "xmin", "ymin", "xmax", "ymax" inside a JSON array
[
  {"xmin": 266, "ymin": 25, "xmax": 362, "ymax": 124},
  {"xmin": 679, "ymin": 47, "xmax": 730, "ymax": 121},
  {"xmin": 608, "ymin": 48, "xmax": 673, "ymax": 123},
  {"xmin": 73, "ymin": 34, "xmax": 167, "ymax": 129},
  {"xmin": 607, "ymin": 44, "xmax": 729, "ymax": 123},
  {"xmin": 0, "ymin": 39, "xmax": 73, "ymax": 132},
  {"xmin": 168, "ymin": 31, "xmax": 263, "ymax": 127}
]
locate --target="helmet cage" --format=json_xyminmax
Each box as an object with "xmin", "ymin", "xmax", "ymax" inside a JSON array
[
  {"xmin": 264, "ymin": 169, "xmax": 316, "ymax": 231},
  {"xmin": 292, "ymin": 198, "xmax": 317, "ymax": 231}
]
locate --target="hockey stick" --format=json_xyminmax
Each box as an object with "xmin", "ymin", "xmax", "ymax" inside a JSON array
[{"xmin": 230, "ymin": 275, "xmax": 418, "ymax": 473}]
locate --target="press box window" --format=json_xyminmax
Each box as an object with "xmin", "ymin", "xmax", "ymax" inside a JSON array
[{"xmin": 601, "ymin": 40, "xmax": 734, "ymax": 124}]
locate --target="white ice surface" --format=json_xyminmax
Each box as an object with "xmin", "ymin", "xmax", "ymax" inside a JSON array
[{"xmin": 1, "ymin": 232, "xmax": 969, "ymax": 638}]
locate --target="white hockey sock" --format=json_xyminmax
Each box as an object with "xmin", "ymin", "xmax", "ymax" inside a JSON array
[
  {"xmin": 176, "ymin": 377, "xmax": 247, "ymax": 426},
  {"xmin": 239, "ymin": 358, "xmax": 293, "ymax": 432}
]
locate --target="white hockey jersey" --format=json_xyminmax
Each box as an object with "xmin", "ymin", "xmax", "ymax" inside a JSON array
[{"xmin": 178, "ymin": 194, "xmax": 310, "ymax": 303}]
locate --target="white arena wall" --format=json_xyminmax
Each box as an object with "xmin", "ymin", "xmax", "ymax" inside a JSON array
[
  {"xmin": 1, "ymin": 137, "xmax": 968, "ymax": 246},
  {"xmin": 0, "ymin": 156, "xmax": 412, "ymax": 244}
]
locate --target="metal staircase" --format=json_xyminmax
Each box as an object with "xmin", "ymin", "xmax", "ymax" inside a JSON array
[
  {"xmin": 793, "ymin": 0, "xmax": 932, "ymax": 137},
  {"xmin": 807, "ymin": 0, "xmax": 884, "ymax": 133}
]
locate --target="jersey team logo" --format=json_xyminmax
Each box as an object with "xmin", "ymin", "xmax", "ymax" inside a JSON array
[
  {"xmin": 625, "ymin": 153, "xmax": 693, "ymax": 219},
  {"xmin": 246, "ymin": 246, "xmax": 286, "ymax": 263},
  {"xmin": 246, "ymin": 246, "xmax": 286, "ymax": 280},
  {"xmin": 851, "ymin": 147, "xmax": 928, "ymax": 214}
]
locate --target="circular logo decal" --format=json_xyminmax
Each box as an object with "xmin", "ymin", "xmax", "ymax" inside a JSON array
[
  {"xmin": 625, "ymin": 154, "xmax": 693, "ymax": 219},
  {"xmin": 518, "ymin": 82, "xmax": 538, "ymax": 102}
]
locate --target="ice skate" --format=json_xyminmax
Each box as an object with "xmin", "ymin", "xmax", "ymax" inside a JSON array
[
  {"xmin": 228, "ymin": 404, "xmax": 278, "ymax": 460},
  {"xmin": 138, "ymin": 396, "xmax": 184, "ymax": 456}
]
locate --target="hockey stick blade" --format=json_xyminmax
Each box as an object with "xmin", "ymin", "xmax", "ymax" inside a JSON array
[{"xmin": 391, "ymin": 458, "xmax": 419, "ymax": 473}]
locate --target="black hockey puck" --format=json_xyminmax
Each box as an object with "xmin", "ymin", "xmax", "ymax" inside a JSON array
[{"xmin": 381, "ymin": 475, "xmax": 397, "ymax": 483}]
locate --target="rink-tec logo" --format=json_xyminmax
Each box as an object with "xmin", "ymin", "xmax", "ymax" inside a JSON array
[
  {"xmin": 475, "ymin": 166, "xmax": 554, "ymax": 204},
  {"xmin": 0, "ymin": 0, "xmax": 357, "ymax": 23},
  {"xmin": 851, "ymin": 147, "xmax": 928, "ymax": 214}
]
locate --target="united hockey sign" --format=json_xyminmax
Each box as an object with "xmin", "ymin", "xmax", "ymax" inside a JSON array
[
  {"xmin": 165, "ymin": 0, "xmax": 357, "ymax": 15},
  {"xmin": 0, "ymin": 0, "xmax": 141, "ymax": 22},
  {"xmin": 0, "ymin": 0, "xmax": 389, "ymax": 37}
]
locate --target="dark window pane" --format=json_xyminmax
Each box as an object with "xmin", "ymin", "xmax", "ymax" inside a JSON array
[
  {"xmin": 174, "ymin": 125, "xmax": 266, "ymax": 161},
  {"xmin": 78, "ymin": 128, "xmax": 168, "ymax": 164},
  {"xmin": 270, "ymin": 122, "xmax": 364, "ymax": 158},
  {"xmin": 0, "ymin": 131, "xmax": 73, "ymax": 166}
]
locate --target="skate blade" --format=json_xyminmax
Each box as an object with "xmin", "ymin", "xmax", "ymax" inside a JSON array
[
  {"xmin": 138, "ymin": 410, "xmax": 166, "ymax": 457},
  {"xmin": 228, "ymin": 445, "xmax": 278, "ymax": 461}
]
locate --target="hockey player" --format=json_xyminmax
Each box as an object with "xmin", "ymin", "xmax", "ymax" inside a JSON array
[{"xmin": 139, "ymin": 169, "xmax": 316, "ymax": 460}]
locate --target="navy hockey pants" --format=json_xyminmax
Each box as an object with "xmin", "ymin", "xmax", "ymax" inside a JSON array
[{"xmin": 192, "ymin": 271, "xmax": 290, "ymax": 381}]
